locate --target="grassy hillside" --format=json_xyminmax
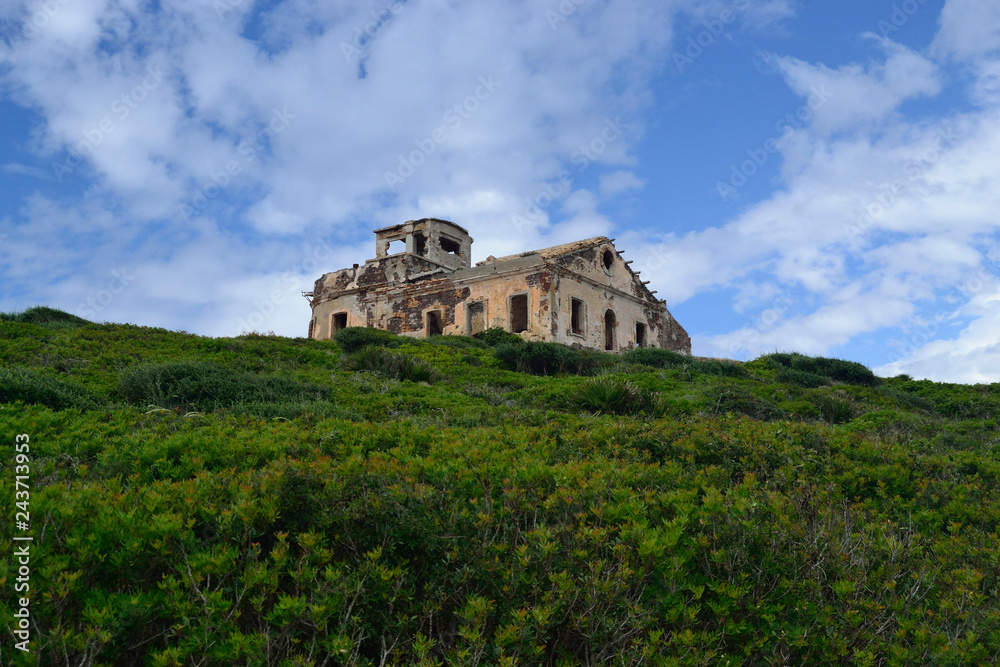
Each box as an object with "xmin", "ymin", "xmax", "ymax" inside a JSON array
[{"xmin": 1, "ymin": 306, "xmax": 999, "ymax": 665}]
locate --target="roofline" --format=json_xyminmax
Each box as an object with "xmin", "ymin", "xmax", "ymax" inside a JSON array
[
  {"xmin": 372, "ymin": 218, "xmax": 470, "ymax": 235},
  {"xmin": 480, "ymin": 236, "xmax": 612, "ymax": 265}
]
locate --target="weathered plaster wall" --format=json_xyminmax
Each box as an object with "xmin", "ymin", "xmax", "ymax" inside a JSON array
[{"xmin": 547, "ymin": 269, "xmax": 674, "ymax": 351}]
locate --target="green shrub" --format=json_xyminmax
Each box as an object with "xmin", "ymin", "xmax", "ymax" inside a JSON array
[
  {"xmin": 492, "ymin": 340, "xmax": 602, "ymax": 375},
  {"xmin": 879, "ymin": 386, "xmax": 935, "ymax": 413},
  {"xmin": 498, "ymin": 341, "xmax": 565, "ymax": 375},
  {"xmin": 345, "ymin": 346, "xmax": 437, "ymax": 383},
  {"xmin": 776, "ymin": 367, "xmax": 828, "ymax": 388},
  {"xmin": 692, "ymin": 359, "xmax": 749, "ymax": 378},
  {"xmin": 622, "ymin": 347, "xmax": 689, "ymax": 368},
  {"xmin": 759, "ymin": 352, "xmax": 880, "ymax": 387},
  {"xmin": 116, "ymin": 362, "xmax": 330, "ymax": 412},
  {"xmin": 813, "ymin": 392, "xmax": 857, "ymax": 424},
  {"xmin": 708, "ymin": 385, "xmax": 786, "ymax": 420},
  {"xmin": 473, "ymin": 326, "xmax": 525, "ymax": 347},
  {"xmin": 464, "ymin": 382, "xmax": 518, "ymax": 407},
  {"xmin": 334, "ymin": 326, "xmax": 402, "ymax": 353},
  {"xmin": 0, "ymin": 306, "xmax": 91, "ymax": 329},
  {"xmin": 427, "ymin": 335, "xmax": 486, "ymax": 349},
  {"xmin": 779, "ymin": 399, "xmax": 821, "ymax": 418},
  {"xmin": 0, "ymin": 367, "xmax": 99, "ymax": 410},
  {"xmin": 571, "ymin": 375, "xmax": 660, "ymax": 416},
  {"xmin": 848, "ymin": 408, "xmax": 926, "ymax": 440}
]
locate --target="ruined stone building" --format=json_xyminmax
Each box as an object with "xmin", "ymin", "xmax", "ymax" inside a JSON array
[{"xmin": 305, "ymin": 218, "xmax": 691, "ymax": 354}]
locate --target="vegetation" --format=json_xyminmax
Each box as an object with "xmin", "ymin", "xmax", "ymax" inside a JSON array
[
  {"xmin": 116, "ymin": 361, "xmax": 333, "ymax": 412},
  {"xmin": 334, "ymin": 326, "xmax": 402, "ymax": 353},
  {"xmin": 343, "ymin": 346, "xmax": 438, "ymax": 384},
  {"xmin": 2, "ymin": 310, "xmax": 1000, "ymax": 665}
]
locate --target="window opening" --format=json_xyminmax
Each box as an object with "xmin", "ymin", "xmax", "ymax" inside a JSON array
[
  {"xmin": 602, "ymin": 249, "xmax": 614, "ymax": 270},
  {"xmin": 604, "ymin": 309, "xmax": 616, "ymax": 351},
  {"xmin": 571, "ymin": 298, "xmax": 584, "ymax": 335},
  {"xmin": 510, "ymin": 294, "xmax": 529, "ymax": 333},
  {"xmin": 426, "ymin": 310, "xmax": 443, "ymax": 336},
  {"xmin": 467, "ymin": 301, "xmax": 486, "ymax": 335},
  {"xmin": 635, "ymin": 322, "xmax": 647, "ymax": 348}
]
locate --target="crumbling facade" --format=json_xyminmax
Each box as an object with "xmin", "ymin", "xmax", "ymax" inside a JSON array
[{"xmin": 306, "ymin": 218, "xmax": 691, "ymax": 354}]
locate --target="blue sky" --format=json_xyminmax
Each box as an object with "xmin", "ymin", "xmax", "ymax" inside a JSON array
[{"xmin": 2, "ymin": 0, "xmax": 1000, "ymax": 382}]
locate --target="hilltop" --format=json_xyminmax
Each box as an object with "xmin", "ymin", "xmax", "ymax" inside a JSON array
[{"xmin": 1, "ymin": 306, "xmax": 999, "ymax": 665}]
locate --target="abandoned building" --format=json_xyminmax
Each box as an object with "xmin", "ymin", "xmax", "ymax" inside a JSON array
[{"xmin": 305, "ymin": 218, "xmax": 691, "ymax": 354}]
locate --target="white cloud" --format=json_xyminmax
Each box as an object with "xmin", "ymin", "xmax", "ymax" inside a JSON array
[
  {"xmin": 932, "ymin": 0, "xmax": 1000, "ymax": 61},
  {"xmin": 2, "ymin": 163, "xmax": 53, "ymax": 179},
  {"xmin": 971, "ymin": 58, "xmax": 1000, "ymax": 106},
  {"xmin": 599, "ymin": 170, "xmax": 645, "ymax": 196},
  {"xmin": 773, "ymin": 38, "xmax": 940, "ymax": 135},
  {"xmin": 876, "ymin": 289, "xmax": 1000, "ymax": 383}
]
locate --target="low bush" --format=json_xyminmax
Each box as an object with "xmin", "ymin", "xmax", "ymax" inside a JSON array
[
  {"xmin": 848, "ymin": 408, "xmax": 927, "ymax": 441},
  {"xmin": 0, "ymin": 367, "xmax": 100, "ymax": 410},
  {"xmin": 758, "ymin": 352, "xmax": 881, "ymax": 387},
  {"xmin": 708, "ymin": 385, "xmax": 786, "ymax": 420},
  {"xmin": 426, "ymin": 335, "xmax": 486, "ymax": 349},
  {"xmin": 493, "ymin": 340, "xmax": 607, "ymax": 375},
  {"xmin": 692, "ymin": 359, "xmax": 749, "ymax": 378},
  {"xmin": 571, "ymin": 375, "xmax": 661, "ymax": 416},
  {"xmin": 879, "ymin": 385, "xmax": 935, "ymax": 413},
  {"xmin": 622, "ymin": 347, "xmax": 689, "ymax": 368},
  {"xmin": 473, "ymin": 326, "xmax": 525, "ymax": 347},
  {"xmin": 345, "ymin": 346, "xmax": 437, "ymax": 383},
  {"xmin": 0, "ymin": 305, "xmax": 91, "ymax": 329},
  {"xmin": 814, "ymin": 392, "xmax": 857, "ymax": 424},
  {"xmin": 334, "ymin": 326, "xmax": 402, "ymax": 353},
  {"xmin": 776, "ymin": 367, "xmax": 828, "ymax": 388},
  {"xmin": 116, "ymin": 362, "xmax": 331, "ymax": 412},
  {"xmin": 623, "ymin": 349, "xmax": 748, "ymax": 378}
]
